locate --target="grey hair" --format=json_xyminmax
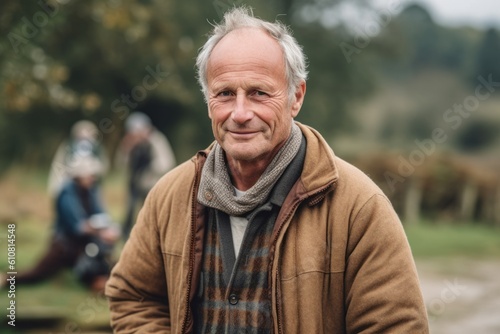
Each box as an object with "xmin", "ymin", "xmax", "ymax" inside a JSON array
[{"xmin": 196, "ymin": 7, "xmax": 308, "ymax": 103}]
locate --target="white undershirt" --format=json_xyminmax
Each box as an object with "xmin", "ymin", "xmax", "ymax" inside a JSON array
[{"xmin": 230, "ymin": 188, "xmax": 249, "ymax": 258}]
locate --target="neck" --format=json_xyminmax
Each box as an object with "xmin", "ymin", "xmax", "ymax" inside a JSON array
[
  {"xmin": 226, "ymin": 137, "xmax": 290, "ymax": 191},
  {"xmin": 225, "ymin": 134, "xmax": 291, "ymax": 191},
  {"xmin": 227, "ymin": 157, "xmax": 269, "ymax": 191}
]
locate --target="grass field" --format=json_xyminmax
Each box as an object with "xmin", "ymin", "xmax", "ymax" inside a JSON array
[
  {"xmin": 1, "ymin": 167, "xmax": 499, "ymax": 333},
  {"xmin": 406, "ymin": 221, "xmax": 500, "ymax": 258}
]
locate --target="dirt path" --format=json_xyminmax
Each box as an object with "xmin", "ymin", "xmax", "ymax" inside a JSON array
[{"xmin": 416, "ymin": 258, "xmax": 500, "ymax": 334}]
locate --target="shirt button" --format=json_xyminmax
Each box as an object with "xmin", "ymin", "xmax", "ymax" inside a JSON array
[
  {"xmin": 229, "ymin": 294, "xmax": 239, "ymax": 305},
  {"xmin": 204, "ymin": 190, "xmax": 213, "ymax": 201}
]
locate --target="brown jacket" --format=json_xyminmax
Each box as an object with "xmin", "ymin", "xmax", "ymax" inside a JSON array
[{"xmin": 105, "ymin": 123, "xmax": 429, "ymax": 333}]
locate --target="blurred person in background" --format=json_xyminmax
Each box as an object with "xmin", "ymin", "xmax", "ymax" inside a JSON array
[
  {"xmin": 116, "ymin": 112, "xmax": 176, "ymax": 239},
  {"xmin": 105, "ymin": 7, "xmax": 428, "ymax": 333},
  {"xmin": 47, "ymin": 120, "xmax": 109, "ymax": 198},
  {"xmin": 14, "ymin": 156, "xmax": 119, "ymax": 292}
]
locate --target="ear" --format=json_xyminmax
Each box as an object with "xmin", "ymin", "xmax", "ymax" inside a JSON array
[{"xmin": 290, "ymin": 80, "xmax": 306, "ymax": 118}]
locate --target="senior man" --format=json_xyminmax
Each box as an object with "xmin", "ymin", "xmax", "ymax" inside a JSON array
[{"xmin": 105, "ymin": 7, "xmax": 429, "ymax": 333}]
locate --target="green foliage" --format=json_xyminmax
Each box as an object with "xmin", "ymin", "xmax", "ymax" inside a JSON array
[
  {"xmin": 0, "ymin": 0, "xmax": 499, "ymax": 168},
  {"xmin": 0, "ymin": 0, "xmax": 375, "ymax": 168},
  {"xmin": 476, "ymin": 28, "xmax": 500, "ymax": 83}
]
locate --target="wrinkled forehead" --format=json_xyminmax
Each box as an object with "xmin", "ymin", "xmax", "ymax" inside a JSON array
[{"xmin": 207, "ymin": 27, "xmax": 286, "ymax": 77}]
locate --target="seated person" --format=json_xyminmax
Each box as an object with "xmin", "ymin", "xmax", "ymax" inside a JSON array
[{"xmin": 15, "ymin": 156, "xmax": 119, "ymax": 292}]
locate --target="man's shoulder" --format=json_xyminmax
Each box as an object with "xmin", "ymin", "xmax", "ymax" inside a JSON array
[
  {"xmin": 152, "ymin": 158, "xmax": 197, "ymax": 192},
  {"xmin": 142, "ymin": 157, "xmax": 201, "ymax": 231},
  {"xmin": 297, "ymin": 122, "xmax": 386, "ymax": 200}
]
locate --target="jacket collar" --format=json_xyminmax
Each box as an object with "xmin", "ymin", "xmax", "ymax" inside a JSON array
[{"xmin": 295, "ymin": 122, "xmax": 339, "ymax": 202}]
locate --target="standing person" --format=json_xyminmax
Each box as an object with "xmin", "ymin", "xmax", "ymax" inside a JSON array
[
  {"xmin": 47, "ymin": 120, "xmax": 109, "ymax": 198},
  {"xmin": 16, "ymin": 156, "xmax": 119, "ymax": 292},
  {"xmin": 116, "ymin": 112, "xmax": 176, "ymax": 239},
  {"xmin": 106, "ymin": 7, "xmax": 429, "ymax": 333}
]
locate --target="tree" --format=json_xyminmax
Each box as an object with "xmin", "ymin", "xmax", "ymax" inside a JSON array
[
  {"xmin": 0, "ymin": 0, "xmax": 374, "ymax": 169},
  {"xmin": 476, "ymin": 28, "xmax": 500, "ymax": 85}
]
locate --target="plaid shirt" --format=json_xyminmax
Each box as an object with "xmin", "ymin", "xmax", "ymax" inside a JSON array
[
  {"xmin": 194, "ymin": 138, "xmax": 306, "ymax": 334},
  {"xmin": 194, "ymin": 207, "xmax": 277, "ymax": 333}
]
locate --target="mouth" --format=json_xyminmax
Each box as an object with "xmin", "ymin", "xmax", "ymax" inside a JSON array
[{"xmin": 228, "ymin": 130, "xmax": 259, "ymax": 139}]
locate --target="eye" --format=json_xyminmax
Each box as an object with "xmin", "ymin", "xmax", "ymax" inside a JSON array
[
  {"xmin": 217, "ymin": 90, "xmax": 232, "ymax": 97},
  {"xmin": 252, "ymin": 90, "xmax": 268, "ymax": 97}
]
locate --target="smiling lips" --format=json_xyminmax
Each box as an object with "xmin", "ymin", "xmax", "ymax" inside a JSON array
[{"xmin": 228, "ymin": 130, "xmax": 259, "ymax": 139}]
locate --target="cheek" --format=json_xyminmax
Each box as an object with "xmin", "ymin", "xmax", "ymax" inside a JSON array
[
  {"xmin": 260, "ymin": 98, "xmax": 290, "ymax": 123},
  {"xmin": 209, "ymin": 112, "xmax": 225, "ymax": 139},
  {"xmin": 208, "ymin": 102, "xmax": 230, "ymax": 122},
  {"xmin": 263, "ymin": 111, "xmax": 292, "ymax": 134},
  {"xmin": 262, "ymin": 99, "xmax": 286, "ymax": 114}
]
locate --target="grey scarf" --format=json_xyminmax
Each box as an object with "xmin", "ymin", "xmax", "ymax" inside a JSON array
[{"xmin": 197, "ymin": 123, "xmax": 302, "ymax": 216}]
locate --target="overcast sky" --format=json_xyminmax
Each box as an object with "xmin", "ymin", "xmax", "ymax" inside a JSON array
[
  {"xmin": 315, "ymin": 0, "xmax": 500, "ymax": 31},
  {"xmin": 374, "ymin": 0, "xmax": 500, "ymax": 29}
]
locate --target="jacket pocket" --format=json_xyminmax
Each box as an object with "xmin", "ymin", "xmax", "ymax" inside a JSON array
[{"xmin": 279, "ymin": 217, "xmax": 344, "ymax": 281}]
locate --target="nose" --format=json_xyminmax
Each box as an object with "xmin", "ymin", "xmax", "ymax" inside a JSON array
[{"xmin": 231, "ymin": 92, "xmax": 253, "ymax": 124}]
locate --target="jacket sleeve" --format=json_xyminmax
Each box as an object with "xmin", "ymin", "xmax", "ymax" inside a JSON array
[
  {"xmin": 90, "ymin": 186, "xmax": 105, "ymax": 215},
  {"xmin": 105, "ymin": 188, "xmax": 171, "ymax": 333},
  {"xmin": 57, "ymin": 188, "xmax": 86, "ymax": 236},
  {"xmin": 344, "ymin": 194, "xmax": 429, "ymax": 334}
]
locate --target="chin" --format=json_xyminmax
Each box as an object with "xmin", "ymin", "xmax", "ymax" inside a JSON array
[
  {"xmin": 222, "ymin": 141, "xmax": 270, "ymax": 162},
  {"xmin": 228, "ymin": 151, "xmax": 259, "ymax": 161}
]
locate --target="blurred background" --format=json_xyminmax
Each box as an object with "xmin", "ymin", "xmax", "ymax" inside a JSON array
[{"xmin": 0, "ymin": 0, "xmax": 499, "ymax": 333}]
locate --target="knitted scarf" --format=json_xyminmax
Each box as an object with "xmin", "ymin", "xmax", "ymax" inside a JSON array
[{"xmin": 197, "ymin": 123, "xmax": 302, "ymax": 216}]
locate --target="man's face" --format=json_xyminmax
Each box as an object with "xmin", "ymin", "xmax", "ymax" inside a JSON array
[{"xmin": 206, "ymin": 28, "xmax": 305, "ymax": 166}]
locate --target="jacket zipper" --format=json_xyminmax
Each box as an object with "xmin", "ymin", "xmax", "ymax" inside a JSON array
[
  {"xmin": 181, "ymin": 160, "xmax": 203, "ymax": 334},
  {"xmin": 272, "ymin": 181, "xmax": 336, "ymax": 334},
  {"xmin": 272, "ymin": 199, "xmax": 301, "ymax": 334}
]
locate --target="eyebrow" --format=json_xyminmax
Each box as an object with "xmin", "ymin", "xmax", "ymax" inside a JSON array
[{"xmin": 210, "ymin": 80, "xmax": 273, "ymax": 93}]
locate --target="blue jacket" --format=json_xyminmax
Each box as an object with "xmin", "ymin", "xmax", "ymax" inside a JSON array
[{"xmin": 55, "ymin": 180, "xmax": 104, "ymax": 237}]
